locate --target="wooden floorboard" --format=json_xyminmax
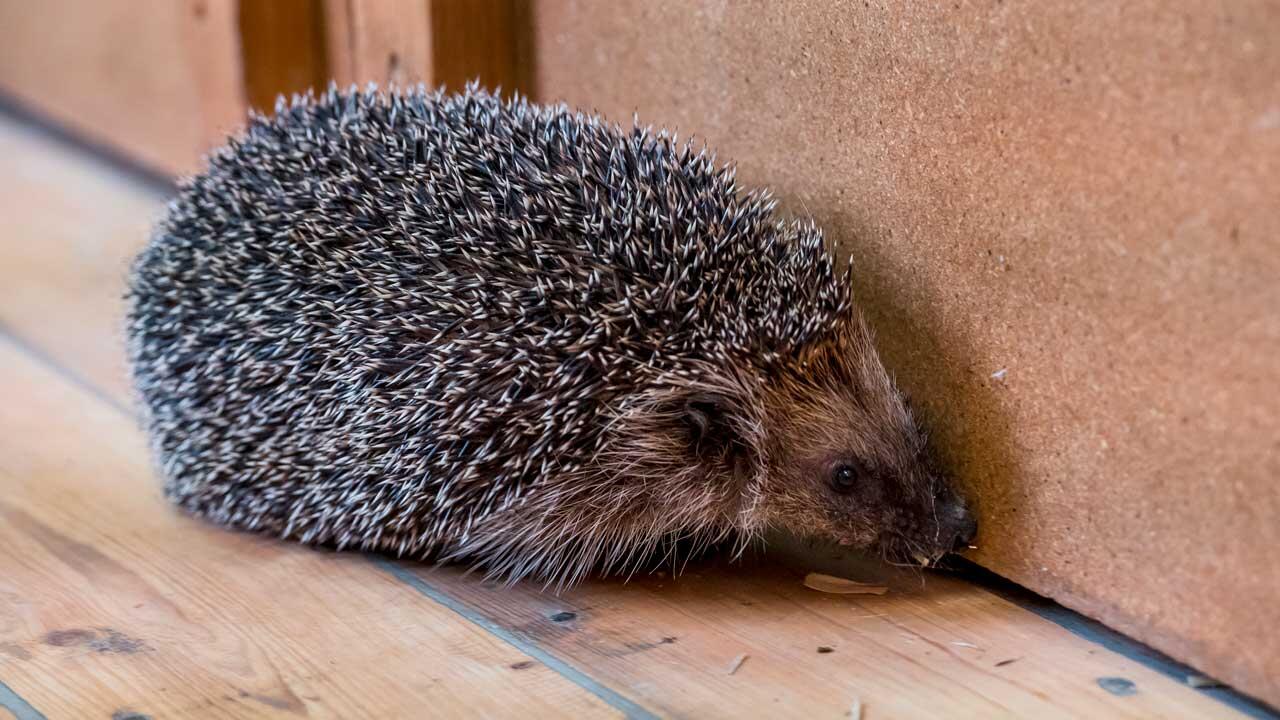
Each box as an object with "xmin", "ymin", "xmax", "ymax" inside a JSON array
[
  {"xmin": 409, "ymin": 560, "xmax": 1247, "ymax": 719},
  {"xmin": 0, "ymin": 110, "xmax": 1262, "ymax": 719},
  {"xmin": 0, "ymin": 337, "xmax": 619, "ymax": 719}
]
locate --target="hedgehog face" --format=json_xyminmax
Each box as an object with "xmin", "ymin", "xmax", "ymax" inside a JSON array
[
  {"xmin": 763, "ymin": 421, "xmax": 977, "ymax": 566},
  {"xmin": 756, "ymin": 316, "xmax": 977, "ymax": 565}
]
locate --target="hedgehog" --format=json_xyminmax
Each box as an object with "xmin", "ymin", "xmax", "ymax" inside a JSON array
[{"xmin": 126, "ymin": 85, "xmax": 976, "ymax": 587}]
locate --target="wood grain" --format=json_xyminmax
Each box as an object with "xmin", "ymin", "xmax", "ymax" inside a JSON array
[
  {"xmin": 0, "ymin": 335, "xmax": 619, "ymax": 719},
  {"xmin": 323, "ymin": 0, "xmax": 433, "ymax": 87},
  {"xmin": 323, "ymin": 0, "xmax": 536, "ymax": 97},
  {"xmin": 412, "ymin": 560, "xmax": 1251, "ymax": 719}
]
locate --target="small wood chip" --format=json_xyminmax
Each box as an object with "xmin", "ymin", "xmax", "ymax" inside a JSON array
[
  {"xmin": 994, "ymin": 658, "xmax": 1020, "ymax": 667},
  {"xmin": 803, "ymin": 572, "xmax": 889, "ymax": 595},
  {"xmin": 1186, "ymin": 674, "xmax": 1224, "ymax": 689},
  {"xmin": 849, "ymin": 696, "xmax": 863, "ymax": 719},
  {"xmin": 950, "ymin": 641, "xmax": 980, "ymax": 649},
  {"xmin": 726, "ymin": 653, "xmax": 748, "ymax": 675}
]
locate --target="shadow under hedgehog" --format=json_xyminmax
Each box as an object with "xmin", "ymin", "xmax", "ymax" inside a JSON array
[{"xmin": 127, "ymin": 85, "xmax": 976, "ymax": 587}]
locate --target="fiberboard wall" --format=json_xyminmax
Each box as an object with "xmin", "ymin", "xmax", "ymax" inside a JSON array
[{"xmin": 531, "ymin": 0, "xmax": 1280, "ymax": 706}]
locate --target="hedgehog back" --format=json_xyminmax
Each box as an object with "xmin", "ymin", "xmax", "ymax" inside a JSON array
[{"xmin": 126, "ymin": 87, "xmax": 850, "ymax": 555}]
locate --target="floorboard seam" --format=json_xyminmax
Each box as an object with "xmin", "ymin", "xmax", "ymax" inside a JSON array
[
  {"xmin": 0, "ymin": 679, "xmax": 47, "ymax": 720},
  {"xmin": 0, "ymin": 96, "xmax": 175, "ymax": 196},
  {"xmin": 0, "ymin": 324, "xmax": 134, "ymax": 418},
  {"xmin": 954, "ymin": 560, "xmax": 1279, "ymax": 720},
  {"xmin": 375, "ymin": 558, "xmax": 660, "ymax": 720}
]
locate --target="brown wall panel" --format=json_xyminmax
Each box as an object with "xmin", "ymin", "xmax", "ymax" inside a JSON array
[{"xmin": 532, "ymin": 0, "xmax": 1280, "ymax": 705}]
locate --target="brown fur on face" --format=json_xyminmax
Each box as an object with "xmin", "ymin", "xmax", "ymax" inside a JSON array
[
  {"xmin": 459, "ymin": 310, "xmax": 975, "ymax": 585},
  {"xmin": 755, "ymin": 312, "xmax": 976, "ymax": 563}
]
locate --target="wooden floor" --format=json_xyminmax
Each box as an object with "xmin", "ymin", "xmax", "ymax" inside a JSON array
[{"xmin": 0, "ymin": 113, "xmax": 1261, "ymax": 720}]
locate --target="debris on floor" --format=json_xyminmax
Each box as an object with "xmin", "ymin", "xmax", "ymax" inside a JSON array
[
  {"xmin": 1186, "ymin": 674, "xmax": 1225, "ymax": 689},
  {"xmin": 726, "ymin": 653, "xmax": 749, "ymax": 675},
  {"xmin": 803, "ymin": 572, "xmax": 889, "ymax": 595}
]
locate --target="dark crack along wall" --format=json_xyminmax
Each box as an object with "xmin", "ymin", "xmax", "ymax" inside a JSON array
[{"xmin": 532, "ymin": 0, "xmax": 1280, "ymax": 706}]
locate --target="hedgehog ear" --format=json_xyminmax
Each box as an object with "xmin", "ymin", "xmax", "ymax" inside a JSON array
[{"xmin": 682, "ymin": 392, "xmax": 740, "ymax": 456}]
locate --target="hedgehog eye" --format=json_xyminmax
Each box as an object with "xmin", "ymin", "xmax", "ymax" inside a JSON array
[{"xmin": 829, "ymin": 463, "xmax": 859, "ymax": 494}]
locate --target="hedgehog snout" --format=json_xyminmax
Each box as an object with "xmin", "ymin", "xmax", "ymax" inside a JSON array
[
  {"xmin": 923, "ymin": 488, "xmax": 977, "ymax": 557},
  {"xmin": 942, "ymin": 499, "xmax": 978, "ymax": 552}
]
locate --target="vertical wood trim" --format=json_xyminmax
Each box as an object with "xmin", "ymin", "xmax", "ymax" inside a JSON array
[
  {"xmin": 322, "ymin": 0, "xmax": 357, "ymax": 84},
  {"xmin": 322, "ymin": 0, "xmax": 433, "ymax": 87},
  {"xmin": 428, "ymin": 0, "xmax": 537, "ymax": 99},
  {"xmin": 320, "ymin": 0, "xmax": 536, "ymax": 98},
  {"xmin": 237, "ymin": 0, "xmax": 330, "ymax": 113}
]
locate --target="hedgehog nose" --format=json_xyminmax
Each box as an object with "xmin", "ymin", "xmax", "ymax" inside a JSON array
[{"xmin": 949, "ymin": 505, "xmax": 978, "ymax": 552}]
